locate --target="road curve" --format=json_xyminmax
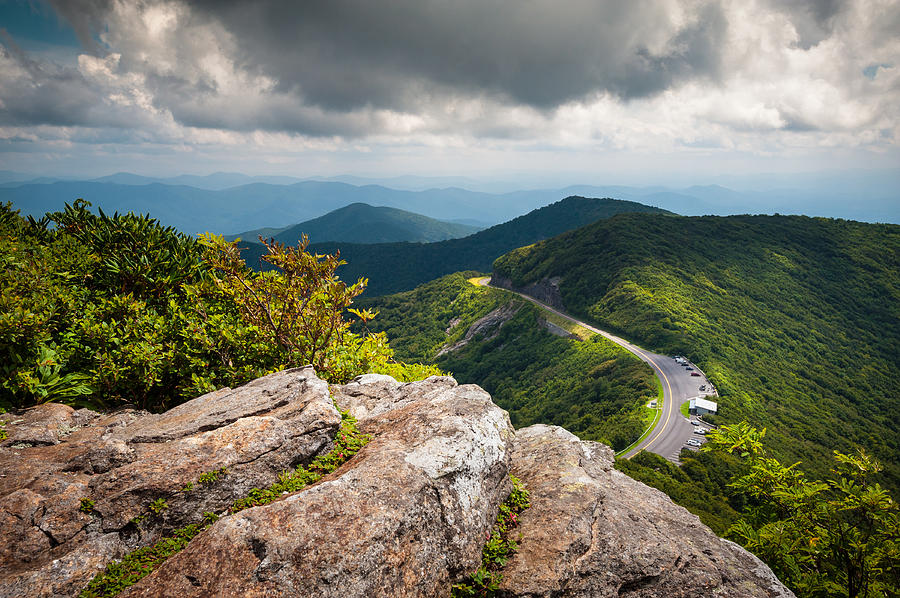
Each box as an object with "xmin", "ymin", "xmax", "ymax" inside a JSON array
[{"xmin": 473, "ymin": 277, "xmax": 706, "ymax": 462}]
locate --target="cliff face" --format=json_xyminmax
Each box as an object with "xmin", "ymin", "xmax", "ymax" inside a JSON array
[
  {"xmin": 0, "ymin": 369, "xmax": 793, "ymax": 598},
  {"xmin": 490, "ymin": 273, "xmax": 565, "ymax": 311}
]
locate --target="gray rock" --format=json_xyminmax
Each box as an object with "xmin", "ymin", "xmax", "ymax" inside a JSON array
[
  {"xmin": 490, "ymin": 274, "xmax": 565, "ymax": 310},
  {"xmin": 0, "ymin": 366, "xmax": 340, "ymax": 598},
  {"xmin": 0, "ymin": 371, "xmax": 795, "ymax": 598},
  {"xmin": 0, "ymin": 403, "xmax": 99, "ymax": 447},
  {"xmin": 122, "ymin": 375, "xmax": 515, "ymax": 598},
  {"xmin": 499, "ymin": 424, "xmax": 795, "ymax": 597},
  {"xmin": 436, "ymin": 302, "xmax": 520, "ymax": 356}
]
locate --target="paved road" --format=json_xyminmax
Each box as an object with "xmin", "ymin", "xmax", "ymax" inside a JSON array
[{"xmin": 475, "ymin": 277, "xmax": 713, "ymax": 462}]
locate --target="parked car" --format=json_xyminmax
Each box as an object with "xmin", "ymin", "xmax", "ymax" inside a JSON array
[
  {"xmin": 691, "ymin": 372, "xmax": 701, "ymax": 377},
  {"xmin": 693, "ymin": 429, "xmax": 706, "ymax": 435},
  {"xmin": 690, "ymin": 420, "xmax": 700, "ymax": 426}
]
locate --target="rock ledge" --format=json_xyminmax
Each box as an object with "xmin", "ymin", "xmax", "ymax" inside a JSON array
[{"xmin": 0, "ymin": 370, "xmax": 793, "ymax": 598}]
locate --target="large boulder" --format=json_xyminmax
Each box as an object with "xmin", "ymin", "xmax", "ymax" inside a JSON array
[
  {"xmin": 121, "ymin": 375, "xmax": 515, "ymax": 597},
  {"xmin": 499, "ymin": 424, "xmax": 794, "ymax": 597},
  {"xmin": 0, "ymin": 371, "xmax": 794, "ymax": 598},
  {"xmin": 0, "ymin": 367, "xmax": 340, "ymax": 598}
]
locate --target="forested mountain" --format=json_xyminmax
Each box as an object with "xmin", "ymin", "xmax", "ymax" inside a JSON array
[
  {"xmin": 493, "ymin": 213, "xmax": 900, "ymax": 488},
  {"xmin": 357, "ymin": 272, "xmax": 658, "ymax": 451},
  {"xmin": 311, "ymin": 196, "xmax": 671, "ymax": 295},
  {"xmin": 239, "ymin": 203, "xmax": 480, "ymax": 245}
]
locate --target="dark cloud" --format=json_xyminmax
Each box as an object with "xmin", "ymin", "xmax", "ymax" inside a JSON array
[
  {"xmin": 770, "ymin": 0, "xmax": 847, "ymax": 48},
  {"xmin": 185, "ymin": 0, "xmax": 727, "ymax": 112},
  {"xmin": 45, "ymin": 0, "xmax": 112, "ymax": 54},
  {"xmin": 6, "ymin": 0, "xmax": 895, "ymax": 144},
  {"xmin": 160, "ymin": 92, "xmax": 384, "ymax": 137}
]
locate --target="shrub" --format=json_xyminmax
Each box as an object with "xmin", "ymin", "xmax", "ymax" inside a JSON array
[{"xmin": 0, "ymin": 202, "xmax": 438, "ymax": 411}]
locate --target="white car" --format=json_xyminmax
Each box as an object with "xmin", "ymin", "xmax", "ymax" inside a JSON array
[{"xmin": 693, "ymin": 429, "xmax": 706, "ymax": 435}]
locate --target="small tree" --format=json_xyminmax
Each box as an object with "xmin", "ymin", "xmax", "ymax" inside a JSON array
[
  {"xmin": 705, "ymin": 424, "xmax": 899, "ymax": 598},
  {"xmin": 198, "ymin": 234, "xmax": 376, "ymax": 379}
]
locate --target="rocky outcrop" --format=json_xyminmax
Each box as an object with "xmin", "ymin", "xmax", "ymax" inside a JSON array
[
  {"xmin": 500, "ymin": 424, "xmax": 794, "ymax": 597},
  {"xmin": 436, "ymin": 302, "xmax": 520, "ymax": 356},
  {"xmin": 0, "ymin": 370, "xmax": 793, "ymax": 598},
  {"xmin": 0, "ymin": 367, "xmax": 340, "ymax": 598},
  {"xmin": 121, "ymin": 374, "xmax": 514, "ymax": 597},
  {"xmin": 491, "ymin": 273, "xmax": 565, "ymax": 311}
]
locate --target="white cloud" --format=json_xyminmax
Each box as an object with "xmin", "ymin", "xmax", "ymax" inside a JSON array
[{"xmin": 0, "ymin": 0, "xmax": 897, "ymax": 178}]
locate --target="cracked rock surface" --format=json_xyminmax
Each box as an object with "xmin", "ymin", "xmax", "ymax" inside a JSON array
[
  {"xmin": 121, "ymin": 374, "xmax": 514, "ymax": 597},
  {"xmin": 0, "ymin": 367, "xmax": 340, "ymax": 598},
  {"xmin": 0, "ymin": 372, "xmax": 793, "ymax": 598},
  {"xmin": 500, "ymin": 424, "xmax": 795, "ymax": 597}
]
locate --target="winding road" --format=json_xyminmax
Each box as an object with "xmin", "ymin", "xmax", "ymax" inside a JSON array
[{"xmin": 473, "ymin": 277, "xmax": 712, "ymax": 462}]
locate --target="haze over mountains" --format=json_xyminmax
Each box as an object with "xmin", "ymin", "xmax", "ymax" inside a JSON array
[{"xmin": 2, "ymin": 170, "xmax": 898, "ymax": 236}]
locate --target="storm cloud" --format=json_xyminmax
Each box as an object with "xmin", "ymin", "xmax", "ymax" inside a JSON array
[
  {"xmin": 182, "ymin": 0, "xmax": 728, "ymax": 111},
  {"xmin": 0, "ymin": 0, "xmax": 897, "ymax": 169}
]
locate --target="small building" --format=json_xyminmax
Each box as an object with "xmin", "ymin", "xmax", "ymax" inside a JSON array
[{"xmin": 689, "ymin": 398, "xmax": 718, "ymax": 416}]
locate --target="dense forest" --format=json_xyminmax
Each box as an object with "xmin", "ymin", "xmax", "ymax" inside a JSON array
[
  {"xmin": 358, "ymin": 272, "xmax": 658, "ymax": 451},
  {"xmin": 302, "ymin": 196, "xmax": 670, "ymax": 295},
  {"xmin": 494, "ymin": 212, "xmax": 900, "ymax": 488}
]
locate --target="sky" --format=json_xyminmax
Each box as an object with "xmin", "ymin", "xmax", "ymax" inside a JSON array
[{"xmin": 0, "ymin": 0, "xmax": 899, "ymax": 189}]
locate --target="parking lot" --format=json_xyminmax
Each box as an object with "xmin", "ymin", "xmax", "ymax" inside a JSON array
[{"xmin": 662, "ymin": 356, "xmax": 717, "ymax": 461}]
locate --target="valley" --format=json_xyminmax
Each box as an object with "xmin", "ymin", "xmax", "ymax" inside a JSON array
[
  {"xmin": 358, "ymin": 272, "xmax": 660, "ymax": 452},
  {"xmin": 493, "ymin": 212, "xmax": 900, "ymax": 488},
  {"xmin": 356, "ymin": 209, "xmax": 899, "ymax": 490},
  {"xmin": 475, "ymin": 275, "xmax": 716, "ymax": 462}
]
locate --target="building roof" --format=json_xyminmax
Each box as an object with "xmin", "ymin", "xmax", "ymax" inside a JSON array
[{"xmin": 689, "ymin": 398, "xmax": 718, "ymax": 412}]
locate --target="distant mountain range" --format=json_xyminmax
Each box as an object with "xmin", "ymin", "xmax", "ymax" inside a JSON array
[
  {"xmin": 0, "ymin": 180, "xmax": 568, "ymax": 234},
  {"xmin": 2, "ymin": 171, "xmax": 896, "ymax": 235},
  {"xmin": 228, "ymin": 203, "xmax": 481, "ymax": 245},
  {"xmin": 0, "ymin": 171, "xmax": 309, "ymax": 190}
]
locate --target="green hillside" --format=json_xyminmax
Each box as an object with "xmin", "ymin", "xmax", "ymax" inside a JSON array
[
  {"xmin": 233, "ymin": 203, "xmax": 480, "ymax": 245},
  {"xmin": 358, "ymin": 272, "xmax": 658, "ymax": 451},
  {"xmin": 493, "ymin": 213, "xmax": 900, "ymax": 487},
  {"xmin": 0, "ymin": 201, "xmax": 437, "ymax": 412},
  {"xmin": 310, "ymin": 196, "xmax": 670, "ymax": 295}
]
